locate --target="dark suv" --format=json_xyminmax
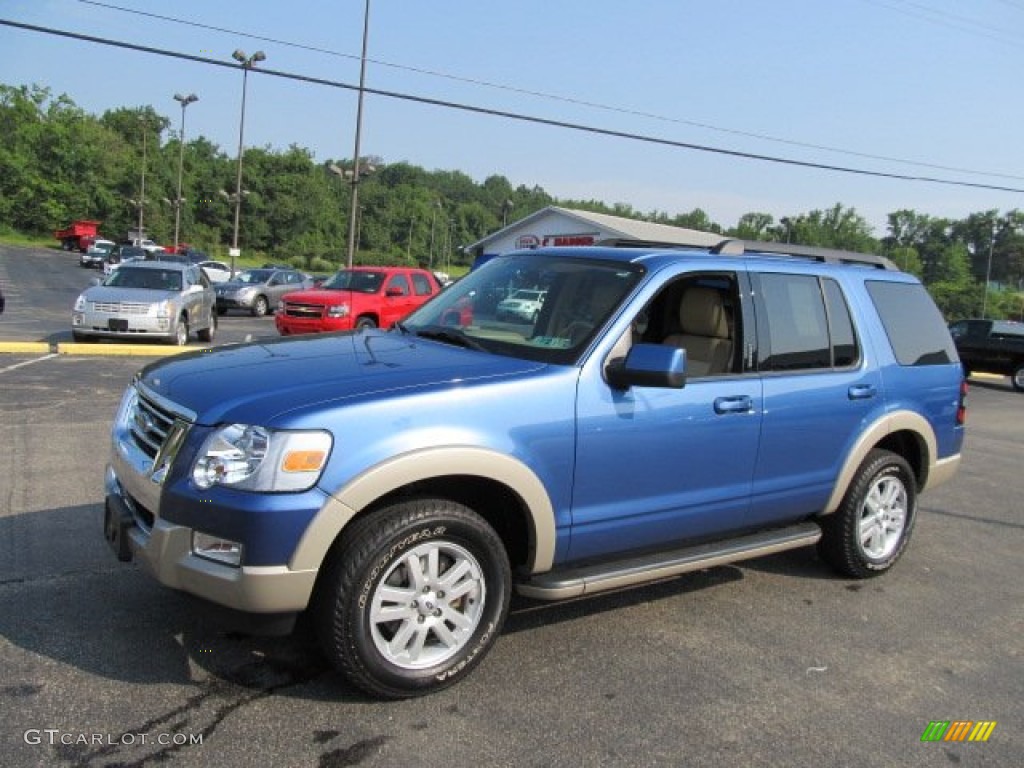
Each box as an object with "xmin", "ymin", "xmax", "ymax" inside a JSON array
[{"xmin": 104, "ymin": 241, "xmax": 965, "ymax": 698}]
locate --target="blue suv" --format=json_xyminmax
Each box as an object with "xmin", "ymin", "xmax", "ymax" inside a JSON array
[{"xmin": 103, "ymin": 241, "xmax": 966, "ymax": 698}]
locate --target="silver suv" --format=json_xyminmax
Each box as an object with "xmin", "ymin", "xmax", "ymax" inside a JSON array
[{"xmin": 72, "ymin": 261, "xmax": 216, "ymax": 346}]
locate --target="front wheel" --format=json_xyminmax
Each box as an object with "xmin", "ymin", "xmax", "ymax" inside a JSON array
[
  {"xmin": 251, "ymin": 296, "xmax": 269, "ymax": 317},
  {"xmin": 355, "ymin": 315, "xmax": 377, "ymax": 330},
  {"xmin": 169, "ymin": 317, "xmax": 189, "ymax": 346},
  {"xmin": 818, "ymin": 449, "xmax": 917, "ymax": 578},
  {"xmin": 316, "ymin": 499, "xmax": 511, "ymax": 699},
  {"xmin": 1012, "ymin": 362, "xmax": 1024, "ymax": 392}
]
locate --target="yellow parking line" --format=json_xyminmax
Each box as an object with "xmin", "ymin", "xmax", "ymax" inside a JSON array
[
  {"xmin": 0, "ymin": 342, "xmax": 52, "ymax": 354},
  {"xmin": 56, "ymin": 343, "xmax": 207, "ymax": 356}
]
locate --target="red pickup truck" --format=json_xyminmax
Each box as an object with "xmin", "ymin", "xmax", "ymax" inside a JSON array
[{"xmin": 275, "ymin": 266, "xmax": 442, "ymax": 334}]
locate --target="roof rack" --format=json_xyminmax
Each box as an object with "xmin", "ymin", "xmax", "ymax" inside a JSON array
[
  {"xmin": 595, "ymin": 236, "xmax": 898, "ymax": 271},
  {"xmin": 711, "ymin": 239, "xmax": 897, "ymax": 270}
]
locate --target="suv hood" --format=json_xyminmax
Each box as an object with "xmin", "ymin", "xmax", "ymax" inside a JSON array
[
  {"xmin": 138, "ymin": 330, "xmax": 546, "ymax": 425},
  {"xmin": 85, "ymin": 286, "xmax": 178, "ymax": 303}
]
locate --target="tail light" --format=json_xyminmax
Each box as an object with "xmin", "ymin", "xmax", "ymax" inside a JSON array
[{"xmin": 956, "ymin": 377, "xmax": 968, "ymax": 426}]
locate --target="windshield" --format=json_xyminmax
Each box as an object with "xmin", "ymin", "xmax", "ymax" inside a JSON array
[
  {"xmin": 400, "ymin": 253, "xmax": 643, "ymax": 364},
  {"xmin": 323, "ymin": 270, "xmax": 386, "ymax": 293},
  {"xmin": 234, "ymin": 269, "xmax": 273, "ymax": 284},
  {"xmin": 104, "ymin": 267, "xmax": 182, "ymax": 291}
]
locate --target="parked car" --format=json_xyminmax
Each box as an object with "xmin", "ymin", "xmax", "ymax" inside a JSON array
[
  {"xmin": 949, "ymin": 318, "xmax": 1024, "ymax": 391},
  {"xmin": 275, "ymin": 266, "xmax": 442, "ymax": 334},
  {"xmin": 103, "ymin": 241, "xmax": 965, "ymax": 699},
  {"xmin": 198, "ymin": 260, "xmax": 233, "ymax": 283},
  {"xmin": 72, "ymin": 261, "xmax": 216, "ymax": 345},
  {"xmin": 80, "ymin": 239, "xmax": 117, "ymax": 269},
  {"xmin": 215, "ymin": 267, "xmax": 313, "ymax": 316},
  {"xmin": 496, "ymin": 288, "xmax": 547, "ymax": 323},
  {"xmin": 103, "ymin": 245, "xmax": 147, "ymax": 275}
]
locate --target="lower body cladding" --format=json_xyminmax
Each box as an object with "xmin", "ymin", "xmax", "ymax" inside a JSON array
[{"xmin": 104, "ymin": 465, "xmax": 322, "ymax": 632}]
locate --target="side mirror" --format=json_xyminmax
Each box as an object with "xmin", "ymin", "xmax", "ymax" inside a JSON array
[{"xmin": 606, "ymin": 343, "xmax": 687, "ymax": 390}]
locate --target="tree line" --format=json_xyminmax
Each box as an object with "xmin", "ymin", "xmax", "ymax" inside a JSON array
[{"xmin": 1, "ymin": 82, "xmax": 1021, "ymax": 320}]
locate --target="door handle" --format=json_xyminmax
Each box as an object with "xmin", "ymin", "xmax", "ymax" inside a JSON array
[
  {"xmin": 714, "ymin": 395, "xmax": 753, "ymax": 414},
  {"xmin": 848, "ymin": 384, "xmax": 877, "ymax": 400}
]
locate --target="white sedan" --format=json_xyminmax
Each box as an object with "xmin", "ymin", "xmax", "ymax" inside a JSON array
[{"xmin": 198, "ymin": 260, "xmax": 234, "ymax": 283}]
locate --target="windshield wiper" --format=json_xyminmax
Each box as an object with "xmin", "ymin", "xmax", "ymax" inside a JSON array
[
  {"xmin": 392, "ymin": 321, "xmax": 410, "ymax": 335},
  {"xmin": 414, "ymin": 325, "xmax": 487, "ymax": 352}
]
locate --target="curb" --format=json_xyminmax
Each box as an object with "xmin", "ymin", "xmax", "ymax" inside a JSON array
[{"xmin": 0, "ymin": 341, "xmax": 207, "ymax": 356}]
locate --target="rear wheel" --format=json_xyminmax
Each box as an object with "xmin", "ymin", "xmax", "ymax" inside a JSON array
[
  {"xmin": 316, "ymin": 499, "xmax": 510, "ymax": 699},
  {"xmin": 197, "ymin": 309, "xmax": 217, "ymax": 343},
  {"xmin": 1012, "ymin": 362, "xmax": 1024, "ymax": 392},
  {"xmin": 818, "ymin": 449, "xmax": 916, "ymax": 578}
]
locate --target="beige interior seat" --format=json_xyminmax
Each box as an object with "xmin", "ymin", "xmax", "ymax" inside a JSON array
[{"xmin": 662, "ymin": 286, "xmax": 732, "ymax": 376}]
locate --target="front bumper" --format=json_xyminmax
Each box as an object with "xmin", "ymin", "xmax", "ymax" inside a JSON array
[
  {"xmin": 72, "ymin": 309, "xmax": 174, "ymax": 339},
  {"xmin": 216, "ymin": 293, "xmax": 255, "ymax": 310},
  {"xmin": 105, "ymin": 466, "xmax": 319, "ymax": 614}
]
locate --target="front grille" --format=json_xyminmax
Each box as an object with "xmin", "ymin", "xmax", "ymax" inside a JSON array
[
  {"xmin": 129, "ymin": 390, "xmax": 182, "ymax": 459},
  {"xmin": 93, "ymin": 301, "xmax": 151, "ymax": 315},
  {"xmin": 284, "ymin": 302, "xmax": 325, "ymax": 318}
]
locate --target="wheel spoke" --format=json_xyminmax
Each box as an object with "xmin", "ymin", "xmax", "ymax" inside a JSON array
[
  {"xmin": 432, "ymin": 619, "xmax": 460, "ymax": 648},
  {"xmin": 372, "ymin": 603, "xmax": 417, "ymax": 623},
  {"xmin": 404, "ymin": 552, "xmax": 427, "ymax": 592},
  {"xmin": 440, "ymin": 603, "xmax": 474, "ymax": 631},
  {"xmin": 376, "ymin": 585, "xmax": 416, "ymax": 604},
  {"xmin": 387, "ymin": 620, "xmax": 418, "ymax": 657},
  {"xmin": 438, "ymin": 559, "xmax": 472, "ymax": 590}
]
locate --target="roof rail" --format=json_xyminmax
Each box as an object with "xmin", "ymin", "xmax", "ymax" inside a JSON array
[
  {"xmin": 711, "ymin": 239, "xmax": 897, "ymax": 270},
  {"xmin": 594, "ymin": 237, "xmax": 714, "ymax": 250}
]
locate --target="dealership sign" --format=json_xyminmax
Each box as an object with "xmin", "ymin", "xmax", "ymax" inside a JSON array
[{"xmin": 516, "ymin": 232, "xmax": 600, "ymax": 249}]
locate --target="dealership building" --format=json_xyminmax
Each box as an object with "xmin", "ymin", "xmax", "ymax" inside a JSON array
[{"xmin": 466, "ymin": 205, "xmax": 722, "ymax": 266}]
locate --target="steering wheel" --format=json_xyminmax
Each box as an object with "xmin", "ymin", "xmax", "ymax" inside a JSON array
[{"xmin": 563, "ymin": 321, "xmax": 595, "ymax": 345}]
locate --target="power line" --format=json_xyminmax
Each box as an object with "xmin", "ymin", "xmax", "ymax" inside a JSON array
[
  {"xmin": 3, "ymin": 17, "xmax": 1024, "ymax": 196},
  {"xmin": 863, "ymin": 0, "xmax": 1024, "ymax": 47},
  {"xmin": 73, "ymin": 0, "xmax": 1024, "ymax": 183}
]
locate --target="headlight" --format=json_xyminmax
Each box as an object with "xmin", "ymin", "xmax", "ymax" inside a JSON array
[
  {"xmin": 326, "ymin": 304, "xmax": 350, "ymax": 318},
  {"xmin": 154, "ymin": 300, "xmax": 171, "ymax": 318},
  {"xmin": 74, "ymin": 294, "xmax": 87, "ymax": 312},
  {"xmin": 192, "ymin": 424, "xmax": 332, "ymax": 492}
]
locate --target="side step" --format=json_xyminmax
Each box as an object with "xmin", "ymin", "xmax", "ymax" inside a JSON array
[{"xmin": 515, "ymin": 522, "xmax": 822, "ymax": 601}]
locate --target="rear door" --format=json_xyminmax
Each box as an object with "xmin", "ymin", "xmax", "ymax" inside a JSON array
[{"xmin": 745, "ymin": 270, "xmax": 884, "ymax": 527}]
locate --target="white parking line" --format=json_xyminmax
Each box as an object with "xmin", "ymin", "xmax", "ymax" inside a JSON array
[{"xmin": 0, "ymin": 353, "xmax": 58, "ymax": 373}]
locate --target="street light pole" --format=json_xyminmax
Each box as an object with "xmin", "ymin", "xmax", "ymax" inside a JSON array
[
  {"xmin": 982, "ymin": 217, "xmax": 997, "ymax": 319},
  {"xmin": 137, "ymin": 114, "xmax": 148, "ymax": 241},
  {"xmin": 345, "ymin": 0, "xmax": 372, "ymax": 269},
  {"xmin": 172, "ymin": 93, "xmax": 198, "ymax": 252},
  {"xmin": 230, "ymin": 49, "xmax": 265, "ymax": 276}
]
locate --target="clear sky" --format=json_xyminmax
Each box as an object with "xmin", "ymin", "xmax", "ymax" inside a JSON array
[{"xmin": 2, "ymin": 0, "xmax": 1022, "ymax": 235}]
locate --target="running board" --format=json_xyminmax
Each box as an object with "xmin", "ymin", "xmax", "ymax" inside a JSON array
[{"xmin": 516, "ymin": 522, "xmax": 822, "ymax": 601}]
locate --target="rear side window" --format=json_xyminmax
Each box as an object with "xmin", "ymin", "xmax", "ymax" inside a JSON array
[
  {"xmin": 412, "ymin": 273, "xmax": 434, "ymax": 296},
  {"xmin": 755, "ymin": 273, "xmax": 859, "ymax": 371},
  {"xmin": 866, "ymin": 281, "xmax": 956, "ymax": 366}
]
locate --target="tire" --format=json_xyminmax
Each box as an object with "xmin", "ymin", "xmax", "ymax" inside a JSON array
[
  {"xmin": 169, "ymin": 317, "xmax": 189, "ymax": 346},
  {"xmin": 251, "ymin": 296, "xmax": 269, "ymax": 317},
  {"xmin": 1012, "ymin": 362, "xmax": 1024, "ymax": 392},
  {"xmin": 355, "ymin": 316, "xmax": 377, "ymax": 330},
  {"xmin": 818, "ymin": 449, "xmax": 917, "ymax": 579},
  {"xmin": 316, "ymin": 498, "xmax": 511, "ymax": 699},
  {"xmin": 197, "ymin": 309, "xmax": 217, "ymax": 343}
]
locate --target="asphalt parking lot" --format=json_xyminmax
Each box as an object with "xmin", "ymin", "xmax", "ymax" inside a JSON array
[{"xmin": 1, "ymin": 245, "xmax": 1022, "ymax": 767}]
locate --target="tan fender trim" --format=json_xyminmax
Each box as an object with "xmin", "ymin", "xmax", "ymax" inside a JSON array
[
  {"xmin": 290, "ymin": 446, "xmax": 557, "ymax": 573},
  {"xmin": 822, "ymin": 410, "xmax": 941, "ymax": 515}
]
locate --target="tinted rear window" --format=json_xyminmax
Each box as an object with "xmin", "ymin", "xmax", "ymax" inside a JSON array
[{"xmin": 865, "ymin": 281, "xmax": 957, "ymax": 366}]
